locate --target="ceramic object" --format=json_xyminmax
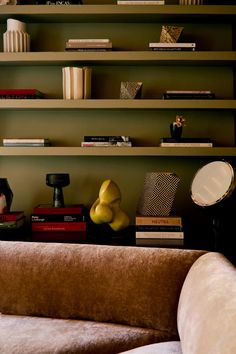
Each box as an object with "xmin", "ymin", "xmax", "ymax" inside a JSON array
[{"xmin": 3, "ymin": 18, "xmax": 30, "ymax": 52}]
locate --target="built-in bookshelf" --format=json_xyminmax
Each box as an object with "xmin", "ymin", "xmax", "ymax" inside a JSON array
[{"xmin": 0, "ymin": 4, "xmax": 236, "ymax": 247}]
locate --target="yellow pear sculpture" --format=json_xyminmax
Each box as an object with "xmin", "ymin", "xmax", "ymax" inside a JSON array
[{"xmin": 90, "ymin": 179, "xmax": 130, "ymax": 231}]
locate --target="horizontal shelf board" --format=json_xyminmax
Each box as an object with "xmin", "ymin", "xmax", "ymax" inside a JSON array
[
  {"xmin": 0, "ymin": 52, "xmax": 235, "ymax": 66},
  {"xmin": 0, "ymin": 5, "xmax": 235, "ymax": 23},
  {"xmin": 0, "ymin": 147, "xmax": 235, "ymax": 157},
  {"xmin": 0, "ymin": 99, "xmax": 236, "ymax": 110}
]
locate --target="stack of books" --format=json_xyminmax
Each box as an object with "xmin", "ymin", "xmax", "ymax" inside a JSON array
[
  {"xmin": 81, "ymin": 135, "xmax": 132, "ymax": 147},
  {"xmin": 135, "ymin": 214, "xmax": 184, "ymax": 247},
  {"xmin": 65, "ymin": 39, "xmax": 112, "ymax": 51},
  {"xmin": 160, "ymin": 137, "xmax": 213, "ymax": 147},
  {"xmin": 0, "ymin": 211, "xmax": 25, "ymax": 231},
  {"xmin": 3, "ymin": 138, "xmax": 51, "ymax": 147},
  {"xmin": 31, "ymin": 204, "xmax": 87, "ymax": 242},
  {"xmin": 0, "ymin": 89, "xmax": 43, "ymax": 99},
  {"xmin": 162, "ymin": 90, "xmax": 215, "ymax": 99},
  {"xmin": 149, "ymin": 42, "xmax": 196, "ymax": 51}
]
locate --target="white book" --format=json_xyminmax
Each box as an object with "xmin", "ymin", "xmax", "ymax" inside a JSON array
[
  {"xmin": 149, "ymin": 42, "xmax": 196, "ymax": 48},
  {"xmin": 166, "ymin": 90, "xmax": 211, "ymax": 94},
  {"xmin": 160, "ymin": 142, "xmax": 213, "ymax": 147},
  {"xmin": 67, "ymin": 39, "xmax": 112, "ymax": 43},
  {"xmin": 3, "ymin": 138, "xmax": 49, "ymax": 144},
  {"xmin": 117, "ymin": 0, "xmax": 165, "ymax": 4},
  {"xmin": 135, "ymin": 231, "xmax": 184, "ymax": 239}
]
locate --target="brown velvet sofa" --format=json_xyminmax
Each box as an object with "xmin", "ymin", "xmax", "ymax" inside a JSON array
[{"xmin": 0, "ymin": 241, "xmax": 235, "ymax": 354}]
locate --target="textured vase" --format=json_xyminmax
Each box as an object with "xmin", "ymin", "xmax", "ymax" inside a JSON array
[
  {"xmin": 137, "ymin": 172, "xmax": 180, "ymax": 216},
  {"xmin": 3, "ymin": 19, "xmax": 30, "ymax": 53},
  {"xmin": 62, "ymin": 67, "xmax": 84, "ymax": 100},
  {"xmin": 0, "ymin": 178, "xmax": 13, "ymax": 214}
]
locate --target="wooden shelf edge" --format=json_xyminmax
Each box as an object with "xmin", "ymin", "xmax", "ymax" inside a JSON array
[{"xmin": 0, "ymin": 146, "xmax": 235, "ymax": 157}]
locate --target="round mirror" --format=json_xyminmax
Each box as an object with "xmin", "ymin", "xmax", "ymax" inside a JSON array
[{"xmin": 191, "ymin": 161, "xmax": 235, "ymax": 207}]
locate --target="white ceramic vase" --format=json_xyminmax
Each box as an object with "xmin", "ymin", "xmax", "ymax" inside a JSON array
[
  {"xmin": 62, "ymin": 67, "xmax": 84, "ymax": 100},
  {"xmin": 3, "ymin": 18, "xmax": 30, "ymax": 52}
]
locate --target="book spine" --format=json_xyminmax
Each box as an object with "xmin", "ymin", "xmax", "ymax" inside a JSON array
[
  {"xmin": 160, "ymin": 142, "xmax": 213, "ymax": 147},
  {"xmin": 31, "ymin": 221, "xmax": 87, "ymax": 232},
  {"xmin": 83, "ymin": 66, "xmax": 92, "ymax": 99},
  {"xmin": 136, "ymin": 238, "xmax": 184, "ymax": 246},
  {"xmin": 31, "ymin": 214, "xmax": 86, "ymax": 222},
  {"xmin": 66, "ymin": 42, "xmax": 112, "ymax": 49},
  {"xmin": 149, "ymin": 43, "xmax": 196, "ymax": 48},
  {"xmin": 135, "ymin": 225, "xmax": 182, "ymax": 232},
  {"xmin": 0, "ymin": 212, "xmax": 24, "ymax": 222},
  {"xmin": 135, "ymin": 231, "xmax": 184, "ymax": 239},
  {"xmin": 163, "ymin": 93, "xmax": 215, "ymax": 99},
  {"xmin": 67, "ymin": 39, "xmax": 111, "ymax": 43},
  {"xmin": 117, "ymin": 0, "xmax": 165, "ymax": 4},
  {"xmin": 151, "ymin": 47, "xmax": 195, "ymax": 51},
  {"xmin": 32, "ymin": 231, "xmax": 86, "ymax": 242},
  {"xmin": 135, "ymin": 216, "xmax": 182, "ymax": 226},
  {"xmin": 3, "ymin": 139, "xmax": 49, "ymax": 144},
  {"xmin": 0, "ymin": 89, "xmax": 42, "ymax": 96},
  {"xmin": 84, "ymin": 136, "xmax": 130, "ymax": 142},
  {"xmin": 81, "ymin": 142, "xmax": 132, "ymax": 147}
]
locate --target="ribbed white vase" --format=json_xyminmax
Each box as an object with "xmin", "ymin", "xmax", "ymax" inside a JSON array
[
  {"xmin": 3, "ymin": 18, "xmax": 30, "ymax": 53},
  {"xmin": 62, "ymin": 67, "xmax": 84, "ymax": 100}
]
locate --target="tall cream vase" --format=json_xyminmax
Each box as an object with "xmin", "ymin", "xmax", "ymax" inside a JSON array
[{"xmin": 3, "ymin": 18, "xmax": 30, "ymax": 53}]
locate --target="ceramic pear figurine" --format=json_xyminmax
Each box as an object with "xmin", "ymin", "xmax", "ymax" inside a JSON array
[{"xmin": 90, "ymin": 179, "xmax": 129, "ymax": 231}]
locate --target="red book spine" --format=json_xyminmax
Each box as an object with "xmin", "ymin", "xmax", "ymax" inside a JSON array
[
  {"xmin": 32, "ymin": 231, "xmax": 86, "ymax": 242},
  {"xmin": 31, "ymin": 221, "xmax": 86, "ymax": 232},
  {"xmin": 0, "ymin": 212, "xmax": 24, "ymax": 222}
]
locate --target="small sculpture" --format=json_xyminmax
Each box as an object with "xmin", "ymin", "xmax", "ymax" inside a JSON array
[
  {"xmin": 46, "ymin": 173, "xmax": 70, "ymax": 208},
  {"xmin": 90, "ymin": 179, "xmax": 129, "ymax": 231},
  {"xmin": 160, "ymin": 25, "xmax": 184, "ymax": 43},
  {"xmin": 170, "ymin": 114, "xmax": 186, "ymax": 139}
]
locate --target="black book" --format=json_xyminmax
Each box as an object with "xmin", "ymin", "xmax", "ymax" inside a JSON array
[{"xmin": 160, "ymin": 137, "xmax": 212, "ymax": 143}]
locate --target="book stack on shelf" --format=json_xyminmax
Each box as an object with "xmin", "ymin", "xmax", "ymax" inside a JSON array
[
  {"xmin": 135, "ymin": 214, "xmax": 184, "ymax": 247},
  {"xmin": 0, "ymin": 211, "xmax": 26, "ymax": 240},
  {"xmin": 160, "ymin": 137, "xmax": 213, "ymax": 147},
  {"xmin": 0, "ymin": 89, "xmax": 43, "ymax": 99},
  {"xmin": 149, "ymin": 42, "xmax": 196, "ymax": 51},
  {"xmin": 65, "ymin": 39, "xmax": 112, "ymax": 51},
  {"xmin": 3, "ymin": 138, "xmax": 51, "ymax": 147},
  {"xmin": 162, "ymin": 90, "xmax": 215, "ymax": 99},
  {"xmin": 81, "ymin": 136, "xmax": 132, "ymax": 147},
  {"xmin": 179, "ymin": 0, "xmax": 203, "ymax": 4},
  {"xmin": 31, "ymin": 204, "xmax": 87, "ymax": 242}
]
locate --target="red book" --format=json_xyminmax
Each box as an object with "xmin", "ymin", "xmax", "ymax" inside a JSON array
[
  {"xmin": 31, "ymin": 221, "xmax": 87, "ymax": 232},
  {"xmin": 31, "ymin": 214, "xmax": 86, "ymax": 222},
  {"xmin": 33, "ymin": 204, "xmax": 84, "ymax": 215},
  {"xmin": 0, "ymin": 211, "xmax": 25, "ymax": 222},
  {"xmin": 31, "ymin": 231, "xmax": 86, "ymax": 243},
  {"xmin": 0, "ymin": 89, "xmax": 43, "ymax": 97}
]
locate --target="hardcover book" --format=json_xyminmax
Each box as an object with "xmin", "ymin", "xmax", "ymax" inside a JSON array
[
  {"xmin": 136, "ymin": 238, "xmax": 184, "ymax": 247},
  {"xmin": 0, "ymin": 89, "xmax": 43, "ymax": 99},
  {"xmin": 135, "ymin": 215, "xmax": 182, "ymax": 226},
  {"xmin": 135, "ymin": 231, "xmax": 184, "ymax": 239},
  {"xmin": 31, "ymin": 214, "xmax": 86, "ymax": 222},
  {"xmin": 31, "ymin": 231, "xmax": 86, "ymax": 243},
  {"xmin": 160, "ymin": 137, "xmax": 213, "ymax": 147},
  {"xmin": 81, "ymin": 141, "xmax": 132, "ymax": 147},
  {"xmin": 84, "ymin": 136, "xmax": 130, "ymax": 142},
  {"xmin": 0, "ymin": 211, "xmax": 24, "ymax": 222},
  {"xmin": 31, "ymin": 221, "xmax": 87, "ymax": 232}
]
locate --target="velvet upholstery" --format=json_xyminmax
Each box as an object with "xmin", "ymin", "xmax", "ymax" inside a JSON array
[
  {"xmin": 0, "ymin": 241, "xmax": 205, "ymax": 353},
  {"xmin": 177, "ymin": 252, "xmax": 236, "ymax": 354}
]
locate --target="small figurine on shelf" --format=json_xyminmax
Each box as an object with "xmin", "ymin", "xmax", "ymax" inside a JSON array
[{"xmin": 170, "ymin": 114, "xmax": 186, "ymax": 139}]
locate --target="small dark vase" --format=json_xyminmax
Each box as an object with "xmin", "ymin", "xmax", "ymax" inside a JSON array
[
  {"xmin": 170, "ymin": 123, "xmax": 183, "ymax": 139},
  {"xmin": 0, "ymin": 178, "xmax": 13, "ymax": 213}
]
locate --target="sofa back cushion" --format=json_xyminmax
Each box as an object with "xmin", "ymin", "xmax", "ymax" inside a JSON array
[
  {"xmin": 177, "ymin": 252, "xmax": 236, "ymax": 354},
  {"xmin": 0, "ymin": 241, "xmax": 204, "ymax": 336}
]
